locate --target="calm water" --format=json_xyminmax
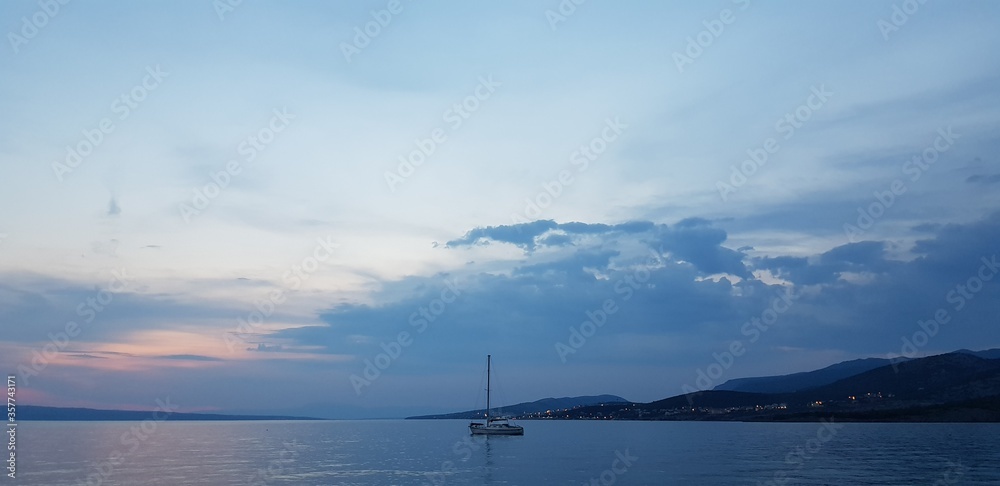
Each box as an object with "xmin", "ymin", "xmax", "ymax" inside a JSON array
[{"xmin": 14, "ymin": 420, "xmax": 1000, "ymax": 485}]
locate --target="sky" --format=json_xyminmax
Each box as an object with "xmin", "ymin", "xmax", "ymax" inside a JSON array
[{"xmin": 1, "ymin": 0, "xmax": 999, "ymax": 419}]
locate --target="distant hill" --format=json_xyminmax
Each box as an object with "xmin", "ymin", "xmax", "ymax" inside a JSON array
[
  {"xmin": 713, "ymin": 357, "xmax": 904, "ymax": 393},
  {"xmin": 556, "ymin": 350, "xmax": 1000, "ymax": 422},
  {"xmin": 800, "ymin": 352, "xmax": 1000, "ymax": 403},
  {"xmin": 713, "ymin": 349, "xmax": 1000, "ymax": 395},
  {"xmin": 19, "ymin": 405, "xmax": 323, "ymax": 421},
  {"xmin": 956, "ymin": 348, "xmax": 1000, "ymax": 360},
  {"xmin": 407, "ymin": 395, "xmax": 628, "ymax": 419}
]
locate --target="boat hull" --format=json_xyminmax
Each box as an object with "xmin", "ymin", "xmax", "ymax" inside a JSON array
[{"xmin": 469, "ymin": 424, "xmax": 524, "ymax": 436}]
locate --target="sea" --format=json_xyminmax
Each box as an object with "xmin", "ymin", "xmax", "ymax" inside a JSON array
[{"xmin": 13, "ymin": 419, "xmax": 1000, "ymax": 485}]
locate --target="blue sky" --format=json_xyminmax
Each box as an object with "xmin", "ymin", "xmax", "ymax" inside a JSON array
[{"xmin": 1, "ymin": 0, "xmax": 999, "ymax": 418}]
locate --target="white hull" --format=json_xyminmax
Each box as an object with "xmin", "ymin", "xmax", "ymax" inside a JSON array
[{"xmin": 469, "ymin": 423, "xmax": 524, "ymax": 435}]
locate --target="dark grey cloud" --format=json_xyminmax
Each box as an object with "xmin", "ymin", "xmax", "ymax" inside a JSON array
[
  {"xmin": 446, "ymin": 220, "xmax": 653, "ymax": 252},
  {"xmin": 820, "ymin": 241, "xmax": 885, "ymax": 266},
  {"xmin": 654, "ymin": 218, "xmax": 750, "ymax": 278},
  {"xmin": 513, "ymin": 250, "xmax": 619, "ymax": 278},
  {"xmin": 912, "ymin": 223, "xmax": 943, "ymax": 233},
  {"xmin": 280, "ymin": 218, "xmax": 779, "ymax": 373},
  {"xmin": 447, "ymin": 219, "xmax": 747, "ymax": 277},
  {"xmin": 966, "ymin": 173, "xmax": 1000, "ymax": 184},
  {"xmin": 538, "ymin": 233, "xmax": 574, "ymax": 247},
  {"xmin": 757, "ymin": 241, "xmax": 899, "ymax": 285},
  {"xmin": 278, "ymin": 212, "xmax": 1000, "ymax": 382},
  {"xmin": 446, "ymin": 220, "xmax": 557, "ymax": 250}
]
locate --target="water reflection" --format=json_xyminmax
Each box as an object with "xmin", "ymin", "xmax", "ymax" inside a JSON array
[
  {"xmin": 15, "ymin": 420, "xmax": 1000, "ymax": 485},
  {"xmin": 472, "ymin": 434, "xmax": 496, "ymax": 484}
]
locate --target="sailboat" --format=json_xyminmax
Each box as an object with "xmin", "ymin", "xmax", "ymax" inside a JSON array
[{"xmin": 468, "ymin": 355, "xmax": 524, "ymax": 436}]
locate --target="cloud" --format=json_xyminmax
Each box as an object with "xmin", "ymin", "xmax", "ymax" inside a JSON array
[
  {"xmin": 966, "ymin": 174, "xmax": 1000, "ymax": 184},
  {"xmin": 757, "ymin": 241, "xmax": 897, "ymax": 285},
  {"xmin": 538, "ymin": 233, "xmax": 574, "ymax": 248},
  {"xmin": 279, "ymin": 219, "xmax": 767, "ymax": 371},
  {"xmin": 446, "ymin": 219, "xmax": 748, "ymax": 277},
  {"xmin": 6, "ymin": 211, "xmax": 999, "ymax": 408},
  {"xmin": 445, "ymin": 220, "xmax": 559, "ymax": 251},
  {"xmin": 654, "ymin": 219, "xmax": 750, "ymax": 278},
  {"xmin": 2, "ymin": 211, "xmax": 998, "ymax": 415},
  {"xmin": 158, "ymin": 354, "xmax": 225, "ymax": 362},
  {"xmin": 446, "ymin": 220, "xmax": 654, "ymax": 252},
  {"xmin": 0, "ymin": 273, "xmax": 309, "ymax": 345},
  {"xmin": 272, "ymin": 212, "xmax": 1000, "ymax": 380},
  {"xmin": 820, "ymin": 241, "xmax": 886, "ymax": 266},
  {"xmin": 513, "ymin": 249, "xmax": 620, "ymax": 278},
  {"xmin": 249, "ymin": 344, "xmax": 284, "ymax": 352}
]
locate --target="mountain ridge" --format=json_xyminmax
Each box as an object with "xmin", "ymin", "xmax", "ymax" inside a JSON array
[
  {"xmin": 409, "ymin": 349, "xmax": 1000, "ymax": 422},
  {"xmin": 406, "ymin": 394, "xmax": 629, "ymax": 419},
  {"xmin": 713, "ymin": 357, "xmax": 903, "ymax": 394},
  {"xmin": 559, "ymin": 350, "xmax": 1000, "ymax": 422},
  {"xmin": 713, "ymin": 349, "xmax": 1000, "ymax": 394}
]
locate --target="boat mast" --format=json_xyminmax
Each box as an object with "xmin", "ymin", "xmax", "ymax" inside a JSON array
[{"xmin": 486, "ymin": 354, "xmax": 491, "ymax": 421}]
